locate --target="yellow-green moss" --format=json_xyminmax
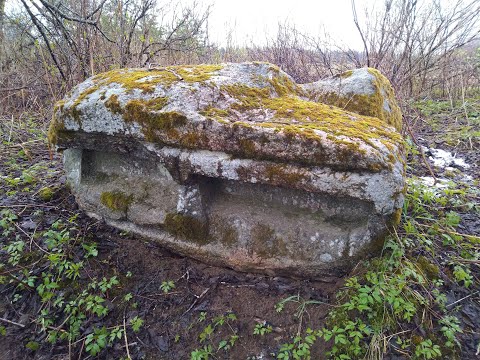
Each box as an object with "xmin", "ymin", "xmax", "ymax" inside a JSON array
[
  {"xmin": 391, "ymin": 208, "xmax": 402, "ymax": 226},
  {"xmin": 416, "ymin": 256, "xmax": 440, "ymax": 280},
  {"xmin": 38, "ymin": 186, "xmax": 55, "ymax": 201},
  {"xmin": 210, "ymin": 215, "xmax": 238, "ymax": 247},
  {"xmin": 100, "ymin": 191, "xmax": 133, "ymax": 212},
  {"xmin": 48, "ymin": 100, "xmax": 68, "ymax": 145},
  {"xmin": 178, "ymin": 132, "xmax": 209, "ymax": 148},
  {"xmin": 62, "ymin": 85, "xmax": 100, "ymax": 125},
  {"xmin": 75, "ymin": 85, "xmax": 100, "ymax": 105},
  {"xmin": 47, "ymin": 116, "xmax": 65, "ymax": 145},
  {"xmin": 51, "ymin": 64, "xmax": 403, "ymax": 171},
  {"xmin": 237, "ymin": 139, "xmax": 257, "ymax": 157},
  {"xmin": 340, "ymin": 70, "xmax": 353, "ymax": 78},
  {"xmin": 199, "ymin": 106, "xmax": 230, "ymax": 119},
  {"xmin": 175, "ymin": 64, "xmax": 224, "ymax": 82},
  {"xmin": 267, "ymin": 74, "xmax": 305, "ymax": 97},
  {"xmin": 164, "ymin": 213, "xmax": 208, "ymax": 244},
  {"xmin": 53, "ymin": 64, "xmax": 223, "ymax": 140},
  {"xmin": 103, "ymin": 95, "xmax": 172, "ymax": 140},
  {"xmin": 93, "ymin": 64, "xmax": 223, "ymax": 94},
  {"xmin": 223, "ymin": 84, "xmax": 402, "ymax": 165},
  {"xmin": 104, "ymin": 94, "xmax": 123, "ymax": 114},
  {"xmin": 264, "ymin": 164, "xmax": 306, "ymax": 186},
  {"xmin": 250, "ymin": 224, "xmax": 287, "ymax": 258},
  {"xmin": 313, "ymin": 68, "xmax": 402, "ymax": 132},
  {"xmin": 123, "ymin": 99, "xmax": 186, "ymax": 142}
]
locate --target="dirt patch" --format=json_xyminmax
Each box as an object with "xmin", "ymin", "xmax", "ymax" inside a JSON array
[{"xmin": 0, "ymin": 134, "xmax": 342, "ymax": 359}]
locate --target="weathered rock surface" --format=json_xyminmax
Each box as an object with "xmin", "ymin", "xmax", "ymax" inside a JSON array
[
  {"xmin": 50, "ymin": 62, "xmax": 405, "ymax": 278},
  {"xmin": 302, "ymin": 67, "xmax": 402, "ymax": 132}
]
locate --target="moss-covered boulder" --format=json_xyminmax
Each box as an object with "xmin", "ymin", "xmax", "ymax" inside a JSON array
[
  {"xmin": 52, "ymin": 62, "xmax": 405, "ymax": 279},
  {"xmin": 302, "ymin": 68, "xmax": 402, "ymax": 132}
]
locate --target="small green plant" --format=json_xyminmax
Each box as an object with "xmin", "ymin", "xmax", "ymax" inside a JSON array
[
  {"xmin": 111, "ymin": 326, "xmax": 124, "ymax": 343},
  {"xmin": 414, "ymin": 339, "xmax": 442, "ymax": 359},
  {"xmin": 198, "ymin": 311, "xmax": 207, "ymax": 322},
  {"xmin": 302, "ymin": 176, "xmax": 476, "ymax": 359},
  {"xmin": 25, "ymin": 341, "xmax": 39, "ymax": 351},
  {"xmin": 277, "ymin": 328, "xmax": 321, "ymax": 359},
  {"xmin": 160, "ymin": 280, "xmax": 175, "ymax": 293},
  {"xmin": 193, "ymin": 312, "xmax": 238, "ymax": 358},
  {"xmin": 85, "ymin": 327, "xmax": 109, "ymax": 356},
  {"xmin": 0, "ymin": 209, "xmax": 17, "ymax": 236},
  {"xmin": 38, "ymin": 186, "xmax": 55, "ymax": 201},
  {"xmin": 452, "ymin": 264, "xmax": 473, "ymax": 288},
  {"xmin": 275, "ymin": 295, "xmax": 299, "ymax": 313},
  {"xmin": 439, "ymin": 315, "xmax": 462, "ymax": 348},
  {"xmin": 253, "ymin": 322, "xmax": 273, "ymax": 336},
  {"xmin": 191, "ymin": 345, "xmax": 213, "ymax": 360},
  {"xmin": 130, "ymin": 316, "xmax": 144, "ymax": 332}
]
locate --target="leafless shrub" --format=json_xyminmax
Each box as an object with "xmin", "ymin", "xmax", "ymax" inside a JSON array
[
  {"xmin": 0, "ymin": 0, "xmax": 210, "ymax": 114},
  {"xmin": 1, "ymin": 0, "xmax": 479, "ymax": 116},
  {"xmin": 350, "ymin": 0, "xmax": 480, "ymax": 98}
]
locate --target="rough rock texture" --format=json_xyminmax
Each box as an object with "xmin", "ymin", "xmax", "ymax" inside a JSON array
[{"xmin": 50, "ymin": 62, "xmax": 405, "ymax": 278}]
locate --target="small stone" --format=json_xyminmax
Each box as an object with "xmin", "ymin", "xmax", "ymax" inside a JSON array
[{"xmin": 20, "ymin": 219, "xmax": 37, "ymax": 230}]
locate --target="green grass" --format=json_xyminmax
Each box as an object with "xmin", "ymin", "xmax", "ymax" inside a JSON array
[{"xmin": 413, "ymin": 98, "xmax": 480, "ymax": 148}]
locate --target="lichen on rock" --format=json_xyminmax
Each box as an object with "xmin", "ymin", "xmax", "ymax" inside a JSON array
[
  {"xmin": 302, "ymin": 67, "xmax": 403, "ymax": 132},
  {"xmin": 100, "ymin": 191, "xmax": 133, "ymax": 212},
  {"xmin": 53, "ymin": 62, "xmax": 406, "ymax": 279},
  {"xmin": 50, "ymin": 62, "xmax": 403, "ymax": 174}
]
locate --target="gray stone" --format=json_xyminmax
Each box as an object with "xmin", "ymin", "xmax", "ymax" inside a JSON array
[
  {"xmin": 301, "ymin": 67, "xmax": 402, "ymax": 131},
  {"xmin": 51, "ymin": 62, "xmax": 405, "ymax": 279}
]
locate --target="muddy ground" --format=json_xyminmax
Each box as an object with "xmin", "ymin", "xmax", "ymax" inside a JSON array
[{"xmin": 0, "ymin": 99, "xmax": 478, "ymax": 359}]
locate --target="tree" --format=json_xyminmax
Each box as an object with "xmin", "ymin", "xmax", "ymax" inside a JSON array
[
  {"xmin": 0, "ymin": 0, "xmax": 5, "ymax": 42},
  {"xmin": 350, "ymin": 0, "xmax": 480, "ymax": 96}
]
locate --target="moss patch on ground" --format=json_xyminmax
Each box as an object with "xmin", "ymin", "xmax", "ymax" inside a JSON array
[{"xmin": 38, "ymin": 186, "xmax": 55, "ymax": 202}]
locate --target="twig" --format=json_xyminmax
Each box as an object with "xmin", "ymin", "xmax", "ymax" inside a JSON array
[
  {"xmin": 0, "ymin": 317, "xmax": 26, "ymax": 328},
  {"xmin": 219, "ymin": 282, "xmax": 256, "ymax": 288},
  {"xmin": 121, "ymin": 342, "xmax": 137, "ymax": 348},
  {"xmin": 404, "ymin": 117, "xmax": 437, "ymax": 182},
  {"xmin": 77, "ymin": 338, "xmax": 85, "ymax": 360},
  {"xmin": 0, "ymin": 204, "xmax": 58, "ymax": 209},
  {"xmin": 123, "ymin": 313, "xmax": 132, "ymax": 360},
  {"xmin": 446, "ymin": 291, "xmax": 479, "ymax": 309},
  {"xmin": 8, "ymin": 115, "xmax": 14, "ymax": 143},
  {"xmin": 0, "ymin": 86, "xmax": 30, "ymax": 92},
  {"xmin": 182, "ymin": 287, "xmax": 210, "ymax": 316}
]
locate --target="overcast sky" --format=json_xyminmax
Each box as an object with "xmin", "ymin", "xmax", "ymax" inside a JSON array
[
  {"xmin": 5, "ymin": 0, "xmax": 374, "ymax": 49},
  {"xmin": 189, "ymin": 0, "xmax": 373, "ymax": 48}
]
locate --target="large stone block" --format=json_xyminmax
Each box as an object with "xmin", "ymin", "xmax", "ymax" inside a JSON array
[{"xmin": 50, "ymin": 62, "xmax": 405, "ymax": 278}]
